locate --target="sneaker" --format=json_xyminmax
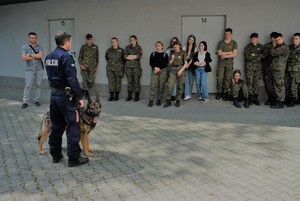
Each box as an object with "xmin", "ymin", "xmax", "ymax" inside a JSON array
[
  {"xmin": 21, "ymin": 103, "xmax": 28, "ymax": 109},
  {"xmin": 68, "ymin": 156, "xmax": 89, "ymax": 167},
  {"xmin": 201, "ymin": 98, "xmax": 209, "ymax": 103},
  {"xmin": 35, "ymin": 102, "xmax": 41, "ymax": 106},
  {"xmin": 53, "ymin": 154, "xmax": 64, "ymax": 163},
  {"xmin": 184, "ymin": 95, "xmax": 191, "ymax": 101},
  {"xmin": 198, "ymin": 97, "xmax": 203, "ymax": 101}
]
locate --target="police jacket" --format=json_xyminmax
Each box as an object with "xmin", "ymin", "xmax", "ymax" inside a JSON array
[{"xmin": 45, "ymin": 46, "xmax": 83, "ymax": 100}]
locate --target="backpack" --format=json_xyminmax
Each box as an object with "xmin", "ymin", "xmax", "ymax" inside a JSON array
[{"xmin": 151, "ymin": 51, "xmax": 167, "ymax": 59}]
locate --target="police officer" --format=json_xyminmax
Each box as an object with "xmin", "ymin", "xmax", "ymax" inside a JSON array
[
  {"xmin": 45, "ymin": 31, "xmax": 89, "ymax": 167},
  {"xmin": 244, "ymin": 33, "xmax": 264, "ymax": 105},
  {"xmin": 78, "ymin": 34, "xmax": 99, "ymax": 99},
  {"xmin": 270, "ymin": 33, "xmax": 289, "ymax": 109},
  {"xmin": 124, "ymin": 35, "xmax": 143, "ymax": 101},
  {"xmin": 286, "ymin": 33, "xmax": 300, "ymax": 107},
  {"xmin": 216, "ymin": 28, "xmax": 238, "ymax": 101},
  {"xmin": 105, "ymin": 37, "xmax": 124, "ymax": 101},
  {"xmin": 262, "ymin": 32, "xmax": 277, "ymax": 105}
]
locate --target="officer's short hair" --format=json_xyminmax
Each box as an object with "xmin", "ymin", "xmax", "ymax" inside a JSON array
[
  {"xmin": 55, "ymin": 31, "xmax": 72, "ymax": 46},
  {"xmin": 270, "ymin": 32, "xmax": 278, "ymax": 38},
  {"xmin": 274, "ymin": 33, "xmax": 283, "ymax": 39},
  {"xmin": 250, "ymin": 33, "xmax": 258, "ymax": 38},
  {"xmin": 111, "ymin": 37, "xmax": 118, "ymax": 41},
  {"xmin": 28, "ymin": 32, "xmax": 37, "ymax": 37},
  {"xmin": 225, "ymin": 28, "xmax": 233, "ymax": 33},
  {"xmin": 293, "ymin": 33, "xmax": 300, "ymax": 37},
  {"xmin": 86, "ymin": 34, "xmax": 93, "ymax": 40}
]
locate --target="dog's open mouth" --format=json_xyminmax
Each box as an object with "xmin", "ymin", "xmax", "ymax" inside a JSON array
[{"xmin": 93, "ymin": 116, "xmax": 99, "ymax": 124}]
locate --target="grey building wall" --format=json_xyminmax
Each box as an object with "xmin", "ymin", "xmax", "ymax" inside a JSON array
[{"xmin": 0, "ymin": 0, "xmax": 299, "ymax": 98}]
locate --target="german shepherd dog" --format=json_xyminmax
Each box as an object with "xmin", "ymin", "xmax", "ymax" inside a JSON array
[{"xmin": 38, "ymin": 96, "xmax": 101, "ymax": 157}]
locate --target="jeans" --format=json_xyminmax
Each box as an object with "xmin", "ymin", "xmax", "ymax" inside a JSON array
[
  {"xmin": 184, "ymin": 69, "xmax": 195, "ymax": 98},
  {"xmin": 195, "ymin": 67, "xmax": 208, "ymax": 98}
]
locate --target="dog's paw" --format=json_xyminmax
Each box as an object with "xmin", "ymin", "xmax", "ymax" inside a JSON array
[{"xmin": 39, "ymin": 150, "xmax": 47, "ymax": 155}]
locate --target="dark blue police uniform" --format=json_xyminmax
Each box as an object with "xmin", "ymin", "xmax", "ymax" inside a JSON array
[{"xmin": 45, "ymin": 46, "xmax": 83, "ymax": 162}]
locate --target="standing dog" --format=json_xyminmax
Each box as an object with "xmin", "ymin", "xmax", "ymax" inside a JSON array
[{"xmin": 38, "ymin": 96, "xmax": 101, "ymax": 156}]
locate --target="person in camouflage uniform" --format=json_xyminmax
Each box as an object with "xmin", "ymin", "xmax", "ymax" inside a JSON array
[
  {"xmin": 270, "ymin": 33, "xmax": 289, "ymax": 109},
  {"xmin": 124, "ymin": 35, "xmax": 143, "ymax": 102},
  {"xmin": 105, "ymin": 37, "xmax": 124, "ymax": 101},
  {"xmin": 244, "ymin": 33, "xmax": 264, "ymax": 106},
  {"xmin": 78, "ymin": 34, "xmax": 99, "ymax": 99},
  {"xmin": 228, "ymin": 69, "xmax": 249, "ymax": 108},
  {"xmin": 216, "ymin": 28, "xmax": 238, "ymax": 101},
  {"xmin": 163, "ymin": 41, "xmax": 188, "ymax": 108},
  {"xmin": 285, "ymin": 33, "xmax": 300, "ymax": 107},
  {"xmin": 262, "ymin": 32, "xmax": 277, "ymax": 105}
]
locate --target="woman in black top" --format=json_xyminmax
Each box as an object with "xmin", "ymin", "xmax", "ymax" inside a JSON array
[{"xmin": 148, "ymin": 41, "xmax": 169, "ymax": 107}]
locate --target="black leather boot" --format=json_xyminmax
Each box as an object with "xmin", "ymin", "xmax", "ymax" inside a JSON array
[
  {"xmin": 287, "ymin": 98, "xmax": 296, "ymax": 107},
  {"xmin": 156, "ymin": 99, "xmax": 161, "ymax": 106},
  {"xmin": 148, "ymin": 100, "xmax": 153, "ymax": 107},
  {"xmin": 126, "ymin": 91, "xmax": 132, "ymax": 101},
  {"xmin": 215, "ymin": 92, "xmax": 222, "ymax": 100},
  {"xmin": 248, "ymin": 94, "xmax": 253, "ymax": 105},
  {"xmin": 222, "ymin": 92, "xmax": 228, "ymax": 101},
  {"xmin": 244, "ymin": 99, "xmax": 249, "ymax": 108},
  {"xmin": 108, "ymin": 92, "xmax": 114, "ymax": 101},
  {"xmin": 233, "ymin": 98, "xmax": 241, "ymax": 108},
  {"xmin": 253, "ymin": 94, "xmax": 261, "ymax": 106},
  {"xmin": 134, "ymin": 92, "xmax": 140, "ymax": 102},
  {"xmin": 175, "ymin": 100, "xmax": 180, "ymax": 107},
  {"xmin": 163, "ymin": 99, "xmax": 171, "ymax": 108},
  {"xmin": 114, "ymin": 92, "xmax": 119, "ymax": 101}
]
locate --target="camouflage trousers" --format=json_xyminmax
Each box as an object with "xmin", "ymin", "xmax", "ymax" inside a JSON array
[
  {"xmin": 285, "ymin": 71, "xmax": 300, "ymax": 99},
  {"xmin": 263, "ymin": 67, "xmax": 274, "ymax": 96},
  {"xmin": 216, "ymin": 62, "xmax": 234, "ymax": 92},
  {"xmin": 126, "ymin": 67, "xmax": 142, "ymax": 92},
  {"xmin": 271, "ymin": 69, "xmax": 285, "ymax": 102},
  {"xmin": 149, "ymin": 68, "xmax": 168, "ymax": 101},
  {"xmin": 245, "ymin": 68, "xmax": 262, "ymax": 95},
  {"xmin": 81, "ymin": 69, "xmax": 96, "ymax": 90},
  {"xmin": 166, "ymin": 66, "xmax": 185, "ymax": 100},
  {"xmin": 107, "ymin": 69, "xmax": 122, "ymax": 92},
  {"xmin": 231, "ymin": 82, "xmax": 249, "ymax": 99}
]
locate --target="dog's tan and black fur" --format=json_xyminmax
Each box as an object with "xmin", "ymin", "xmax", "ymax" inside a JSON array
[{"xmin": 38, "ymin": 96, "xmax": 101, "ymax": 156}]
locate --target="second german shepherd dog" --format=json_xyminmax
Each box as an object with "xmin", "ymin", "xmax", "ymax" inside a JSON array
[{"xmin": 38, "ymin": 96, "xmax": 101, "ymax": 157}]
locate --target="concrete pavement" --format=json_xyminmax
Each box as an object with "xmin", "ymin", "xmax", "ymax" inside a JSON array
[{"xmin": 0, "ymin": 86, "xmax": 300, "ymax": 201}]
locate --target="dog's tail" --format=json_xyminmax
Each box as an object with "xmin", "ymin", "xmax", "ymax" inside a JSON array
[{"xmin": 38, "ymin": 112, "xmax": 50, "ymax": 141}]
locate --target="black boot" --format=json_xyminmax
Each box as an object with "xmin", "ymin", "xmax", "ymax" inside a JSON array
[
  {"xmin": 270, "ymin": 100, "xmax": 284, "ymax": 109},
  {"xmin": 244, "ymin": 99, "xmax": 249, "ymax": 108},
  {"xmin": 264, "ymin": 94, "xmax": 272, "ymax": 105},
  {"xmin": 287, "ymin": 98, "xmax": 296, "ymax": 107},
  {"xmin": 156, "ymin": 99, "xmax": 161, "ymax": 106},
  {"xmin": 253, "ymin": 94, "xmax": 261, "ymax": 106},
  {"xmin": 134, "ymin": 92, "xmax": 140, "ymax": 102},
  {"xmin": 148, "ymin": 100, "xmax": 153, "ymax": 107},
  {"xmin": 126, "ymin": 91, "xmax": 132, "ymax": 101},
  {"xmin": 222, "ymin": 92, "xmax": 228, "ymax": 101},
  {"xmin": 215, "ymin": 92, "xmax": 222, "ymax": 100},
  {"xmin": 163, "ymin": 99, "xmax": 171, "ymax": 108},
  {"xmin": 233, "ymin": 98, "xmax": 241, "ymax": 108},
  {"xmin": 175, "ymin": 100, "xmax": 180, "ymax": 107},
  {"xmin": 114, "ymin": 92, "xmax": 119, "ymax": 101},
  {"xmin": 108, "ymin": 92, "xmax": 114, "ymax": 101},
  {"xmin": 248, "ymin": 94, "xmax": 253, "ymax": 105}
]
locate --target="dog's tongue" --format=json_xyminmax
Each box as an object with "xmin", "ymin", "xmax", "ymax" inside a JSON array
[{"xmin": 93, "ymin": 116, "xmax": 99, "ymax": 124}]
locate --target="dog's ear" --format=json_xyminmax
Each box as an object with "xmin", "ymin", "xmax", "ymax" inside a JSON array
[{"xmin": 95, "ymin": 94, "xmax": 100, "ymax": 103}]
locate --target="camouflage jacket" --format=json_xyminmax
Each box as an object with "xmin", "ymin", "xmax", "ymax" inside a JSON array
[
  {"xmin": 262, "ymin": 42, "xmax": 274, "ymax": 69},
  {"xmin": 124, "ymin": 44, "xmax": 142, "ymax": 68},
  {"xmin": 270, "ymin": 42, "xmax": 289, "ymax": 71},
  {"xmin": 287, "ymin": 44, "xmax": 300, "ymax": 72},
  {"xmin": 78, "ymin": 43, "xmax": 99, "ymax": 69},
  {"xmin": 244, "ymin": 43, "xmax": 264, "ymax": 70},
  {"xmin": 105, "ymin": 46, "xmax": 124, "ymax": 71}
]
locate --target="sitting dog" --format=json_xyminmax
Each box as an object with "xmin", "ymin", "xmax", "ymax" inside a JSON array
[{"xmin": 38, "ymin": 96, "xmax": 101, "ymax": 156}]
